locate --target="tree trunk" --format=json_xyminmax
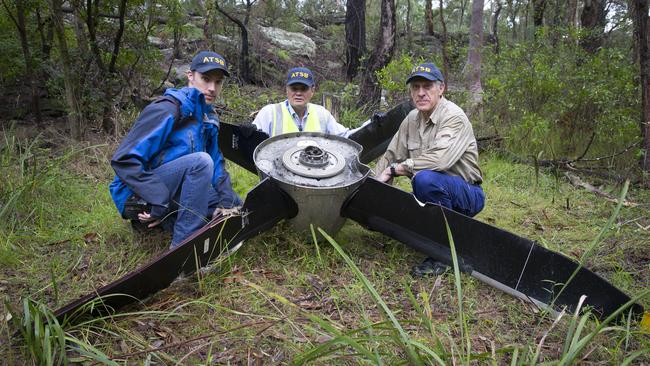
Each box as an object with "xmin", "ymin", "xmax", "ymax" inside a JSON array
[
  {"xmin": 459, "ymin": 0, "xmax": 467, "ymax": 29},
  {"xmin": 439, "ymin": 0, "xmax": 450, "ymax": 81},
  {"xmin": 35, "ymin": 7, "xmax": 53, "ymax": 58},
  {"xmin": 102, "ymin": 0, "xmax": 127, "ymax": 135},
  {"xmin": 215, "ymin": 0, "xmax": 252, "ymax": 83},
  {"xmin": 69, "ymin": 0, "xmax": 90, "ymax": 61},
  {"xmin": 466, "ymin": 0, "xmax": 484, "ymax": 121},
  {"xmin": 523, "ymin": 0, "xmax": 529, "ymax": 39},
  {"xmin": 405, "ymin": 0, "xmax": 412, "ymax": 49},
  {"xmin": 357, "ymin": 0, "xmax": 396, "ymax": 108},
  {"xmin": 532, "ymin": 0, "xmax": 546, "ymax": 28},
  {"xmin": 506, "ymin": 0, "xmax": 518, "ymax": 41},
  {"xmin": 345, "ymin": 0, "xmax": 366, "ymax": 80},
  {"xmin": 50, "ymin": 0, "xmax": 85, "ymax": 139},
  {"xmin": 565, "ymin": 0, "xmax": 578, "ymax": 28},
  {"xmin": 85, "ymin": 0, "xmax": 106, "ymax": 72},
  {"xmin": 580, "ymin": 0, "xmax": 606, "ymax": 53},
  {"xmin": 491, "ymin": 0, "xmax": 502, "ymax": 54},
  {"xmin": 631, "ymin": 0, "xmax": 650, "ymax": 172},
  {"xmin": 1, "ymin": 0, "xmax": 43, "ymax": 122},
  {"xmin": 108, "ymin": 0, "xmax": 127, "ymax": 73},
  {"xmin": 425, "ymin": 0, "xmax": 434, "ymax": 35}
]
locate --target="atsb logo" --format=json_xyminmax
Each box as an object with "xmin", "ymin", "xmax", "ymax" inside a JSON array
[
  {"xmin": 291, "ymin": 71, "xmax": 311, "ymax": 79},
  {"xmin": 203, "ymin": 56, "xmax": 225, "ymax": 66},
  {"xmin": 412, "ymin": 66, "xmax": 431, "ymax": 73}
]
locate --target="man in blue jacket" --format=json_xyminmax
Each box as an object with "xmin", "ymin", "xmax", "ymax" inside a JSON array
[{"xmin": 109, "ymin": 51, "xmax": 241, "ymax": 249}]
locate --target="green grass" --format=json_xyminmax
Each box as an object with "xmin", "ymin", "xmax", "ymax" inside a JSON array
[{"xmin": 1, "ymin": 131, "xmax": 648, "ymax": 364}]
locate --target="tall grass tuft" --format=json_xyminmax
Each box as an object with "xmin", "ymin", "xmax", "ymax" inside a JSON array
[
  {"xmin": 0, "ymin": 132, "xmax": 105, "ymax": 229},
  {"xmin": 441, "ymin": 211, "xmax": 471, "ymax": 362},
  {"xmin": 6, "ymin": 298, "xmax": 117, "ymax": 365}
]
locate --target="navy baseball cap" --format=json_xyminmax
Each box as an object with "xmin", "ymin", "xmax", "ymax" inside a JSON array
[
  {"xmin": 190, "ymin": 51, "xmax": 230, "ymax": 76},
  {"xmin": 286, "ymin": 67, "xmax": 315, "ymax": 87},
  {"xmin": 406, "ymin": 63, "xmax": 444, "ymax": 84}
]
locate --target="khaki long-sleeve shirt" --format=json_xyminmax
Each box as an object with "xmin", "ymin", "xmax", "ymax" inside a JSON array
[{"xmin": 374, "ymin": 97, "xmax": 483, "ymax": 184}]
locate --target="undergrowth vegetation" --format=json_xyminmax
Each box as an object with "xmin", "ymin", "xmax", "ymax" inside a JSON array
[
  {"xmin": 484, "ymin": 30, "xmax": 641, "ymax": 170},
  {"xmin": 377, "ymin": 28, "xmax": 643, "ymax": 175},
  {"xmin": 1, "ymin": 126, "xmax": 648, "ymax": 364}
]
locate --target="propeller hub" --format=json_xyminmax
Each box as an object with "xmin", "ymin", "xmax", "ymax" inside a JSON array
[
  {"xmin": 281, "ymin": 144, "xmax": 345, "ymax": 179},
  {"xmin": 253, "ymin": 132, "xmax": 371, "ymax": 234},
  {"xmin": 299, "ymin": 145, "xmax": 328, "ymax": 167}
]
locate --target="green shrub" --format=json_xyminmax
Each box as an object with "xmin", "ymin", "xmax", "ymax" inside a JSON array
[
  {"xmin": 484, "ymin": 28, "xmax": 640, "ymax": 169},
  {"xmin": 376, "ymin": 54, "xmax": 420, "ymax": 106}
]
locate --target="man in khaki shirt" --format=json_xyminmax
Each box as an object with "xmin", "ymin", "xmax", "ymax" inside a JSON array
[{"xmin": 375, "ymin": 63, "xmax": 485, "ymax": 275}]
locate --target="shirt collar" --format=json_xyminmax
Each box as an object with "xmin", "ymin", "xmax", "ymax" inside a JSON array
[
  {"xmin": 284, "ymin": 100, "xmax": 297, "ymax": 118},
  {"xmin": 284, "ymin": 99, "xmax": 310, "ymax": 119},
  {"xmin": 418, "ymin": 96, "xmax": 446, "ymax": 125}
]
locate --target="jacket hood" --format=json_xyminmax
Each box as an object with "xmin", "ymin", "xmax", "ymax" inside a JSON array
[{"xmin": 163, "ymin": 87, "xmax": 214, "ymax": 120}]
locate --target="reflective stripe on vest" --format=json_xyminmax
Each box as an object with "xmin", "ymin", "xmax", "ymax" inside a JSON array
[{"xmin": 272, "ymin": 103, "xmax": 326, "ymax": 136}]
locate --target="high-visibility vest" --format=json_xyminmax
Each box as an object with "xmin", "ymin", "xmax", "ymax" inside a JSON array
[{"xmin": 272, "ymin": 102, "xmax": 327, "ymax": 136}]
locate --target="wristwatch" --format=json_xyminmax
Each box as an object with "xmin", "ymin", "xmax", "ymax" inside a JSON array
[{"xmin": 389, "ymin": 163, "xmax": 398, "ymax": 177}]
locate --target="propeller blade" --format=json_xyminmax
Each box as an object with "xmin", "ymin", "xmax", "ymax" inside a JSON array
[
  {"xmin": 348, "ymin": 100, "xmax": 414, "ymax": 164},
  {"xmin": 342, "ymin": 178, "xmax": 643, "ymax": 320},
  {"xmin": 55, "ymin": 178, "xmax": 297, "ymax": 322},
  {"xmin": 218, "ymin": 122, "xmax": 269, "ymax": 174}
]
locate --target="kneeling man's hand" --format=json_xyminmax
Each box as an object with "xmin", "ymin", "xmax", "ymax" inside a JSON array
[
  {"xmin": 379, "ymin": 167, "xmax": 393, "ymax": 183},
  {"xmin": 137, "ymin": 212, "xmax": 161, "ymax": 228},
  {"xmin": 213, "ymin": 206, "xmax": 241, "ymax": 219}
]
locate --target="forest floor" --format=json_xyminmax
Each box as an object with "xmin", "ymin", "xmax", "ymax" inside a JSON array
[{"xmin": 1, "ymin": 114, "xmax": 649, "ymax": 365}]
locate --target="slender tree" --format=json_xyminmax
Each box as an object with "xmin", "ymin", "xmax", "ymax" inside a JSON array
[
  {"xmin": 215, "ymin": 0, "xmax": 254, "ymax": 84},
  {"xmin": 566, "ymin": 0, "xmax": 578, "ymax": 27},
  {"xmin": 85, "ymin": 0, "xmax": 105, "ymax": 72},
  {"xmin": 466, "ymin": 0, "xmax": 484, "ymax": 120},
  {"xmin": 491, "ymin": 0, "xmax": 502, "ymax": 54},
  {"xmin": 35, "ymin": 7, "xmax": 53, "ymax": 58},
  {"xmin": 405, "ymin": 0, "xmax": 412, "ymax": 49},
  {"xmin": 458, "ymin": 0, "xmax": 468, "ymax": 29},
  {"xmin": 102, "ymin": 0, "xmax": 127, "ymax": 134},
  {"xmin": 532, "ymin": 0, "xmax": 546, "ymax": 28},
  {"xmin": 580, "ymin": 0, "xmax": 607, "ymax": 53},
  {"xmin": 70, "ymin": 0, "xmax": 89, "ymax": 60},
  {"xmin": 506, "ymin": 0, "xmax": 518, "ymax": 41},
  {"xmin": 50, "ymin": 0, "xmax": 85, "ymax": 139},
  {"xmin": 425, "ymin": 0, "xmax": 434, "ymax": 35},
  {"xmin": 439, "ymin": 0, "xmax": 450, "ymax": 81},
  {"xmin": 630, "ymin": 0, "xmax": 650, "ymax": 172},
  {"xmin": 2, "ymin": 0, "xmax": 42, "ymax": 122},
  {"xmin": 358, "ymin": 0, "xmax": 396, "ymax": 108},
  {"xmin": 345, "ymin": 0, "xmax": 366, "ymax": 80}
]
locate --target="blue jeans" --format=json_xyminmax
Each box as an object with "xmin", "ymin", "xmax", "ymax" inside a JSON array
[
  {"xmin": 150, "ymin": 152, "xmax": 223, "ymax": 248},
  {"xmin": 411, "ymin": 170, "xmax": 485, "ymax": 217}
]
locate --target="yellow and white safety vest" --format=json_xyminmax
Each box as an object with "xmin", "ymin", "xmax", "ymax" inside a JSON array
[{"xmin": 272, "ymin": 102, "xmax": 328, "ymax": 136}]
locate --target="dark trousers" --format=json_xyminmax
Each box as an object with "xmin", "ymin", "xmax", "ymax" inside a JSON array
[
  {"xmin": 151, "ymin": 152, "xmax": 222, "ymax": 248},
  {"xmin": 411, "ymin": 170, "xmax": 485, "ymax": 217}
]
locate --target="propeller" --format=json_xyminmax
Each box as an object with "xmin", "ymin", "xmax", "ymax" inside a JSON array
[
  {"xmin": 342, "ymin": 178, "xmax": 643, "ymax": 319},
  {"xmin": 54, "ymin": 105, "xmax": 643, "ymax": 324},
  {"xmin": 54, "ymin": 178, "xmax": 297, "ymax": 322}
]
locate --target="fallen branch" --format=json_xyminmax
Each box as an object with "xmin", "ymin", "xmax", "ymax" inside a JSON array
[
  {"xmin": 499, "ymin": 149, "xmax": 636, "ymax": 183},
  {"xmin": 476, "ymin": 134, "xmax": 504, "ymax": 152},
  {"xmin": 568, "ymin": 141, "xmax": 640, "ymax": 164},
  {"xmin": 565, "ymin": 172, "xmax": 637, "ymax": 207}
]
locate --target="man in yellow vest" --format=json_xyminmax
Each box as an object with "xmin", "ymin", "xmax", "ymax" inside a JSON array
[{"xmin": 253, "ymin": 67, "xmax": 357, "ymax": 137}]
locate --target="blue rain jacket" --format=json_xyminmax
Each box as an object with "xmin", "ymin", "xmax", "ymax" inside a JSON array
[{"xmin": 109, "ymin": 87, "xmax": 241, "ymax": 218}]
